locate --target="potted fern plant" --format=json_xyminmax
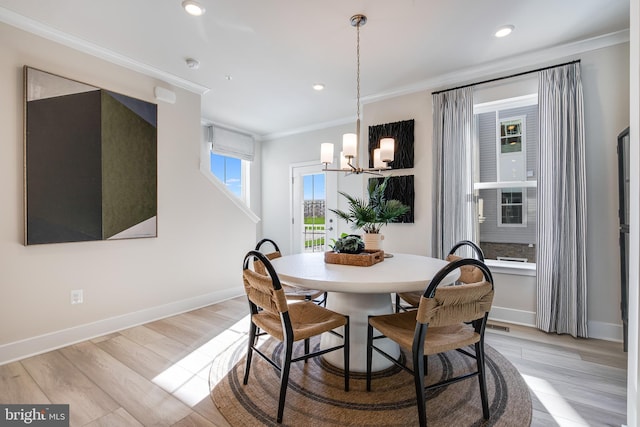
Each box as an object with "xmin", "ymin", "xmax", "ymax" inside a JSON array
[{"xmin": 329, "ymin": 176, "xmax": 410, "ymax": 250}]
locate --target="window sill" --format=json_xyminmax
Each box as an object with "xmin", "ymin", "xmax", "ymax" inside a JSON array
[
  {"xmin": 485, "ymin": 259, "xmax": 536, "ymax": 277},
  {"xmin": 200, "ymin": 163, "xmax": 260, "ymax": 224}
]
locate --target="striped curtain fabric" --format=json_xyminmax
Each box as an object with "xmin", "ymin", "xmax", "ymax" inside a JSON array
[
  {"xmin": 536, "ymin": 63, "xmax": 588, "ymax": 338},
  {"xmin": 432, "ymin": 87, "xmax": 476, "ymax": 259}
]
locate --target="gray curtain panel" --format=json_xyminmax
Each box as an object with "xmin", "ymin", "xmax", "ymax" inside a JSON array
[
  {"xmin": 536, "ymin": 63, "xmax": 588, "ymax": 338},
  {"xmin": 432, "ymin": 87, "xmax": 476, "ymax": 259}
]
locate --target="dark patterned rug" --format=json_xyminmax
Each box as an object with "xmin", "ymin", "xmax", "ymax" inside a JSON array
[{"xmin": 210, "ymin": 335, "xmax": 531, "ymax": 426}]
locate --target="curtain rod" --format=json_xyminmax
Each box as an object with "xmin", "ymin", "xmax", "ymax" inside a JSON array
[{"xmin": 431, "ymin": 59, "xmax": 581, "ymax": 95}]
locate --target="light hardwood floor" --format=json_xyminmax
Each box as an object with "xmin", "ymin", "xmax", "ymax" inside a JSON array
[{"xmin": 0, "ymin": 296, "xmax": 627, "ymax": 426}]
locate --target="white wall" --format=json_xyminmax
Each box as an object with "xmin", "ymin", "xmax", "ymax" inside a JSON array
[
  {"xmin": 260, "ymin": 123, "xmax": 353, "ymax": 255},
  {"xmin": 627, "ymin": 1, "xmax": 639, "ymax": 425},
  {"xmin": 261, "ymin": 42, "xmax": 629, "ymax": 341},
  {"xmin": 363, "ymin": 92, "xmax": 432, "ymax": 255},
  {"xmin": 581, "ymin": 43, "xmax": 630, "ymax": 335},
  {"xmin": 0, "ymin": 23, "xmax": 257, "ymax": 364}
]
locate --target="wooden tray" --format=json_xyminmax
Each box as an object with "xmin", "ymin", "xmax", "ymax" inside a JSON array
[{"xmin": 324, "ymin": 250, "xmax": 384, "ymax": 267}]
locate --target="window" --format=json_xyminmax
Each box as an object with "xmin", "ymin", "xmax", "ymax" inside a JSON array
[
  {"xmin": 474, "ymin": 96, "xmax": 537, "ymax": 263},
  {"xmin": 203, "ymin": 125, "xmax": 254, "ymax": 207},
  {"xmin": 500, "ymin": 119, "xmax": 523, "ymax": 153},
  {"xmin": 210, "ymin": 152, "xmax": 243, "ymax": 198},
  {"xmin": 499, "ymin": 189, "xmax": 526, "ymax": 226}
]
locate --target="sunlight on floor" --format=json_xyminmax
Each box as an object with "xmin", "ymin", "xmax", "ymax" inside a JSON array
[
  {"xmin": 522, "ymin": 374, "xmax": 588, "ymax": 426},
  {"xmin": 151, "ymin": 313, "xmax": 252, "ymax": 406}
]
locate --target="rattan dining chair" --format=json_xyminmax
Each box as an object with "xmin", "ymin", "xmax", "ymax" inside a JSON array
[
  {"xmin": 255, "ymin": 238, "xmax": 327, "ymax": 306},
  {"xmin": 242, "ymin": 250, "xmax": 350, "ymax": 424},
  {"xmin": 367, "ymin": 258, "xmax": 494, "ymax": 427},
  {"xmin": 395, "ymin": 240, "xmax": 485, "ymax": 312}
]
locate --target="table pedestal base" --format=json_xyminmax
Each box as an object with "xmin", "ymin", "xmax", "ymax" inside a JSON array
[{"xmin": 320, "ymin": 292, "xmax": 400, "ymax": 373}]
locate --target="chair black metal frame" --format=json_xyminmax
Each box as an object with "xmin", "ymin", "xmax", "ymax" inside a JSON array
[
  {"xmin": 368, "ymin": 258, "xmax": 494, "ymax": 427},
  {"xmin": 255, "ymin": 238, "xmax": 328, "ymax": 306},
  {"xmin": 242, "ymin": 250, "xmax": 350, "ymax": 424},
  {"xmin": 395, "ymin": 240, "xmax": 485, "ymax": 312}
]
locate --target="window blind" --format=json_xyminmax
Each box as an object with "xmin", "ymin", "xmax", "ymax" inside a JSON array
[{"xmin": 208, "ymin": 125, "xmax": 255, "ymax": 161}]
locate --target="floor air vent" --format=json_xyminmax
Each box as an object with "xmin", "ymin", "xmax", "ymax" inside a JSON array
[{"xmin": 486, "ymin": 323, "xmax": 510, "ymax": 332}]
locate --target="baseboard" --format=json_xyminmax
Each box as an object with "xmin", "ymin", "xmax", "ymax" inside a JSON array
[
  {"xmin": 489, "ymin": 306, "xmax": 623, "ymax": 343},
  {"xmin": 587, "ymin": 320, "xmax": 624, "ymax": 343},
  {"xmin": 488, "ymin": 306, "xmax": 536, "ymax": 327},
  {"xmin": 0, "ymin": 288, "xmax": 244, "ymax": 366}
]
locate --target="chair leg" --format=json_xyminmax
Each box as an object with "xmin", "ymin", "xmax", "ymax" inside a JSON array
[
  {"xmin": 343, "ymin": 319, "xmax": 350, "ymax": 391},
  {"xmin": 413, "ymin": 348, "xmax": 427, "ymax": 427},
  {"xmin": 304, "ymin": 338, "xmax": 310, "ymax": 363},
  {"xmin": 277, "ymin": 338, "xmax": 294, "ymax": 423},
  {"xmin": 244, "ymin": 321, "xmax": 257, "ymax": 385},
  {"xmin": 395, "ymin": 294, "xmax": 401, "ymax": 313},
  {"xmin": 366, "ymin": 322, "xmax": 374, "ymax": 391},
  {"xmin": 475, "ymin": 341, "xmax": 490, "ymax": 419}
]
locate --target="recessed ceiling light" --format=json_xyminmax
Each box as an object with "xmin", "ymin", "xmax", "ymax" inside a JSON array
[
  {"xmin": 182, "ymin": 0, "xmax": 206, "ymax": 16},
  {"xmin": 313, "ymin": 83, "xmax": 325, "ymax": 91},
  {"xmin": 494, "ymin": 25, "xmax": 514, "ymax": 38}
]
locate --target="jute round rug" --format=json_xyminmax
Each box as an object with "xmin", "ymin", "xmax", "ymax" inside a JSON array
[{"xmin": 210, "ymin": 335, "xmax": 531, "ymax": 426}]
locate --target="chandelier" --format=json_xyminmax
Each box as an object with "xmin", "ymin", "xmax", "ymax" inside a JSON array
[{"xmin": 320, "ymin": 14, "xmax": 395, "ymax": 175}]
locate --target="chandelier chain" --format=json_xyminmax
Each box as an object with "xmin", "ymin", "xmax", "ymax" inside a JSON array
[
  {"xmin": 321, "ymin": 14, "xmax": 391, "ymax": 176},
  {"xmin": 356, "ymin": 17, "xmax": 361, "ymax": 147}
]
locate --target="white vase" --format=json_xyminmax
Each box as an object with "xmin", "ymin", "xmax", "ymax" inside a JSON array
[{"xmin": 363, "ymin": 233, "xmax": 384, "ymax": 251}]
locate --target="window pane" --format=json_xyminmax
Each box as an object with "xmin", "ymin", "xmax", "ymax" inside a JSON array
[
  {"xmin": 224, "ymin": 157, "xmax": 242, "ymax": 197},
  {"xmin": 501, "ymin": 121, "xmax": 521, "ymax": 136},
  {"xmin": 501, "ymin": 191, "xmax": 522, "ymax": 204},
  {"xmin": 476, "ymin": 106, "xmax": 536, "ymax": 263},
  {"xmin": 210, "ymin": 153, "xmax": 242, "ymax": 198},
  {"xmin": 500, "ymin": 119, "xmax": 522, "ymax": 153},
  {"xmin": 501, "ymin": 137, "xmax": 522, "ymax": 153},
  {"xmin": 501, "ymin": 205, "xmax": 523, "ymax": 224},
  {"xmin": 303, "ymin": 174, "xmax": 326, "ymax": 252}
]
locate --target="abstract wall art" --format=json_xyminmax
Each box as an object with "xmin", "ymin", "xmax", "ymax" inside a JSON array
[
  {"xmin": 24, "ymin": 66, "xmax": 157, "ymax": 245},
  {"xmin": 368, "ymin": 119, "xmax": 414, "ymax": 170},
  {"xmin": 368, "ymin": 175, "xmax": 415, "ymax": 224}
]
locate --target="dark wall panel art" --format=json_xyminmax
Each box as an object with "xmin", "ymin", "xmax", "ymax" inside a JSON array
[
  {"xmin": 24, "ymin": 66, "xmax": 157, "ymax": 245},
  {"xmin": 368, "ymin": 119, "xmax": 414, "ymax": 169},
  {"xmin": 369, "ymin": 175, "xmax": 415, "ymax": 223}
]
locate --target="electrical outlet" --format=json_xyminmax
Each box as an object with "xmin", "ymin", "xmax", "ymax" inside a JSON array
[{"xmin": 71, "ymin": 289, "xmax": 83, "ymax": 305}]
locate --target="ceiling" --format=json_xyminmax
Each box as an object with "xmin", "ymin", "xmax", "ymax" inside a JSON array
[{"xmin": 0, "ymin": 0, "xmax": 630, "ymax": 139}]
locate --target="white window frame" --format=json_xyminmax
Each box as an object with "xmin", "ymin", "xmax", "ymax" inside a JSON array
[
  {"xmin": 497, "ymin": 188, "xmax": 527, "ymax": 227},
  {"xmin": 199, "ymin": 133, "xmax": 259, "ymax": 223}
]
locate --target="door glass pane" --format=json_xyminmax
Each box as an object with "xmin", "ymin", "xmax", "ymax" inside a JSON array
[{"xmin": 303, "ymin": 173, "xmax": 326, "ymax": 252}]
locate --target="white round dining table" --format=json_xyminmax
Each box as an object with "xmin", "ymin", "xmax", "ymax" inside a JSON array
[{"xmin": 269, "ymin": 252, "xmax": 459, "ymax": 372}]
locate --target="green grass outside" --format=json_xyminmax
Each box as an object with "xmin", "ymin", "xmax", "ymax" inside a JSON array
[{"xmin": 304, "ymin": 216, "xmax": 325, "ymax": 225}]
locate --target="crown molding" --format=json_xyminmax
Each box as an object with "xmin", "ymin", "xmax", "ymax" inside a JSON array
[
  {"xmin": 0, "ymin": 6, "xmax": 210, "ymax": 95},
  {"xmin": 262, "ymin": 29, "xmax": 629, "ymax": 140},
  {"xmin": 362, "ymin": 29, "xmax": 630, "ymax": 104},
  {"xmin": 261, "ymin": 115, "xmax": 354, "ymax": 141}
]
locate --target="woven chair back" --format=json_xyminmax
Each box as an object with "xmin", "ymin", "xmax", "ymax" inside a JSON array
[
  {"xmin": 445, "ymin": 254, "xmax": 484, "ymax": 283},
  {"xmin": 253, "ymin": 251, "xmax": 282, "ymax": 275},
  {"xmin": 243, "ymin": 252, "xmax": 289, "ymax": 315},
  {"xmin": 416, "ymin": 281, "xmax": 494, "ymax": 327}
]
